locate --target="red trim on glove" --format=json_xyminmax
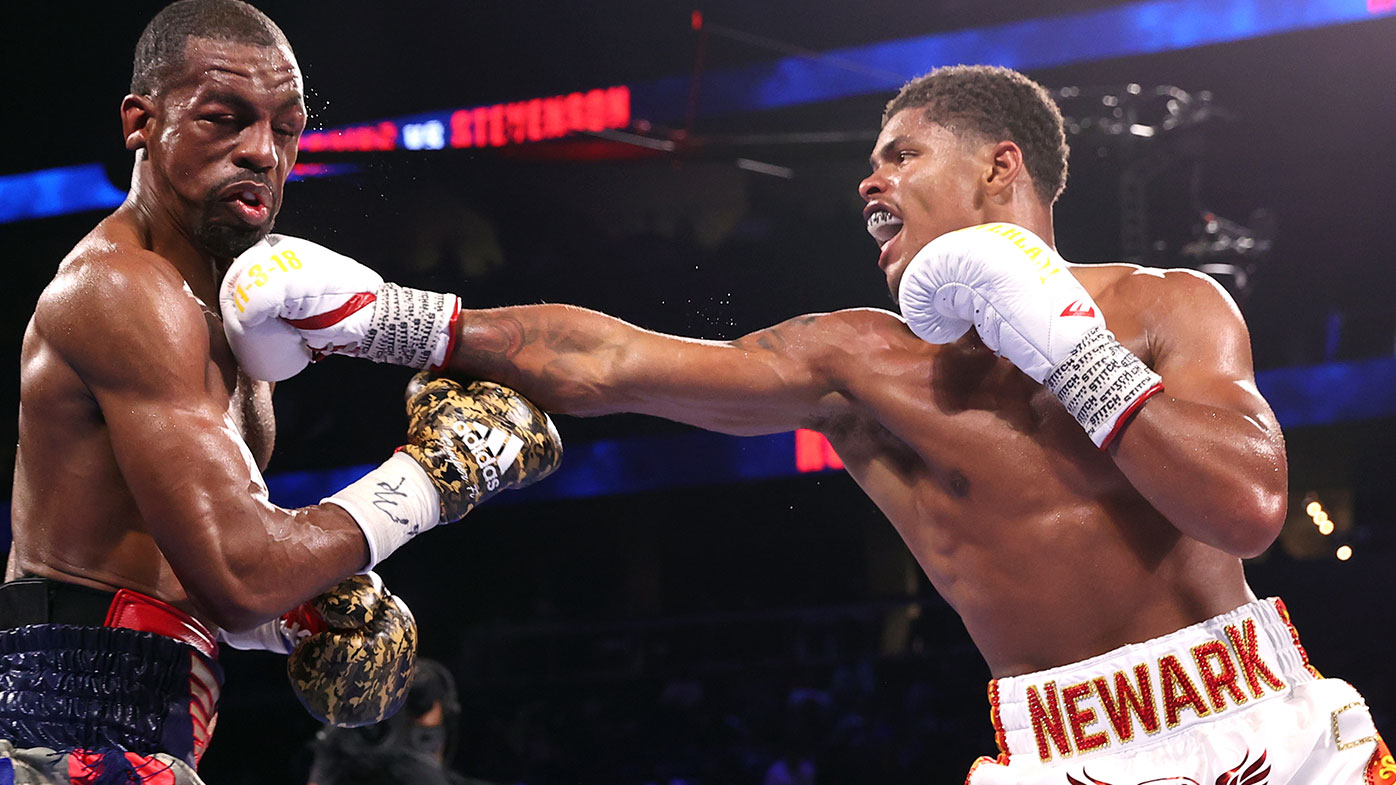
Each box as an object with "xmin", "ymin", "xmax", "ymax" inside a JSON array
[
  {"xmin": 430, "ymin": 297, "xmax": 462, "ymax": 372},
  {"xmin": 281, "ymin": 602, "xmax": 329, "ymax": 636},
  {"xmin": 1098, "ymin": 381, "xmax": 1165, "ymax": 451},
  {"xmin": 284, "ymin": 291, "xmax": 377, "ymax": 330}
]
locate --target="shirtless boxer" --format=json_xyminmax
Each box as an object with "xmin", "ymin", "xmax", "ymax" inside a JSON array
[
  {"xmin": 6, "ymin": 1, "xmax": 559, "ymax": 781},
  {"xmin": 225, "ymin": 65, "xmax": 1389, "ymax": 782}
]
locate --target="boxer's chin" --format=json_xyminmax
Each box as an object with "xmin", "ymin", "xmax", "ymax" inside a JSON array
[{"xmin": 196, "ymin": 221, "xmax": 272, "ymax": 259}]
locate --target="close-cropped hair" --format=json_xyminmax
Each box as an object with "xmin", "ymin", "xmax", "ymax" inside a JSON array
[
  {"xmin": 884, "ymin": 65, "xmax": 1070, "ymax": 205},
  {"xmin": 131, "ymin": 0, "xmax": 291, "ymax": 96}
]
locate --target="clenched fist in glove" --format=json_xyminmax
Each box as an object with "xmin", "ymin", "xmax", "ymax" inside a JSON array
[
  {"xmin": 324, "ymin": 374, "xmax": 564, "ymax": 569},
  {"xmin": 898, "ymin": 222, "xmax": 1163, "ymax": 448},
  {"xmin": 218, "ymin": 572, "xmax": 417, "ymax": 727},
  {"xmin": 220, "ymin": 234, "xmax": 460, "ymax": 381}
]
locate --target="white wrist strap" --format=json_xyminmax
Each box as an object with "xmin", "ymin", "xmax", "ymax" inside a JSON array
[
  {"xmin": 360, "ymin": 284, "xmax": 460, "ymax": 370},
  {"xmin": 323, "ymin": 451, "xmax": 442, "ymax": 570},
  {"xmin": 217, "ymin": 619, "xmax": 295, "ymax": 655},
  {"xmin": 1045, "ymin": 327, "xmax": 1164, "ymax": 449}
]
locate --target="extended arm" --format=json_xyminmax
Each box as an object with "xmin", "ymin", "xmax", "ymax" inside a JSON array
[
  {"xmin": 1106, "ymin": 271, "xmax": 1286, "ymax": 558},
  {"xmin": 444, "ymin": 305, "xmax": 847, "ymax": 436},
  {"xmin": 220, "ymin": 234, "xmax": 856, "ymax": 436}
]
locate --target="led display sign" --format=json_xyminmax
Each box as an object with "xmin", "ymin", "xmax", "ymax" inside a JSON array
[{"xmin": 298, "ymin": 86, "xmax": 631, "ymax": 154}]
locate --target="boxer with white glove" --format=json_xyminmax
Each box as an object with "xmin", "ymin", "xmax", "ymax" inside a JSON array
[
  {"xmin": 221, "ymin": 234, "xmax": 461, "ymax": 381},
  {"xmin": 898, "ymin": 222, "xmax": 1163, "ymax": 449}
]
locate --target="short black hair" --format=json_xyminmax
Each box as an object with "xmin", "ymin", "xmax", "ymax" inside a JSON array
[
  {"xmin": 884, "ymin": 65, "xmax": 1069, "ymax": 205},
  {"xmin": 131, "ymin": 0, "xmax": 291, "ymax": 96}
]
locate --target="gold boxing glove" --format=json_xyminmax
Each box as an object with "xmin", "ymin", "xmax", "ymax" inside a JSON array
[
  {"xmin": 402, "ymin": 373, "xmax": 564, "ymax": 523},
  {"xmin": 324, "ymin": 375, "xmax": 563, "ymax": 569},
  {"xmin": 287, "ymin": 572, "xmax": 417, "ymax": 727}
]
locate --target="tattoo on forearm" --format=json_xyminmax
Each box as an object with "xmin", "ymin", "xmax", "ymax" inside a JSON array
[
  {"xmin": 455, "ymin": 314, "xmax": 527, "ymax": 370},
  {"xmin": 540, "ymin": 323, "xmax": 609, "ymax": 355},
  {"xmin": 453, "ymin": 310, "xmax": 619, "ymax": 406},
  {"xmin": 736, "ymin": 316, "xmax": 818, "ymax": 353}
]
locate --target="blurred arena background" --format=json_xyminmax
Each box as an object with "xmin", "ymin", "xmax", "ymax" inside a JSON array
[{"xmin": 3, "ymin": 2, "xmax": 1394, "ymax": 782}]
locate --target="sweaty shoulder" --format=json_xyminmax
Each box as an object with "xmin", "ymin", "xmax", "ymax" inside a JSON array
[
  {"xmin": 35, "ymin": 230, "xmax": 208, "ymax": 386},
  {"xmin": 794, "ymin": 307, "xmax": 919, "ymax": 346},
  {"xmin": 769, "ymin": 307, "xmax": 925, "ymax": 365},
  {"xmin": 757, "ymin": 307, "xmax": 934, "ymax": 404},
  {"xmin": 1078, "ymin": 263, "xmax": 1245, "ymax": 365}
]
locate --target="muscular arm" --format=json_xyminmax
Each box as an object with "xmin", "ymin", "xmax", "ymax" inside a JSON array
[
  {"xmin": 43, "ymin": 255, "xmax": 369, "ymax": 630},
  {"xmin": 1108, "ymin": 270, "xmax": 1287, "ymax": 558},
  {"xmin": 445, "ymin": 304, "xmax": 856, "ymax": 436}
]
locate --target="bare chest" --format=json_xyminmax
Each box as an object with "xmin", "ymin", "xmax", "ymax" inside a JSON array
[
  {"xmin": 831, "ymin": 335, "xmax": 1140, "ymax": 514},
  {"xmin": 201, "ymin": 307, "xmax": 276, "ymax": 470},
  {"xmin": 227, "ymin": 372, "xmax": 275, "ymax": 470}
]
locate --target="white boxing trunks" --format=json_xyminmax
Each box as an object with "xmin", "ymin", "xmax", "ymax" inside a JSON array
[{"xmin": 966, "ymin": 598, "xmax": 1392, "ymax": 785}]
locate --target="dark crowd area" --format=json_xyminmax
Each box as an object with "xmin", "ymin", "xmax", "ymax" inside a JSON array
[{"xmin": 200, "ymin": 473, "xmax": 1395, "ymax": 785}]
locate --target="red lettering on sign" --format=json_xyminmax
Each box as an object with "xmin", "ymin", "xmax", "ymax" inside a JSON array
[
  {"xmin": 450, "ymin": 109, "xmax": 473, "ymax": 148},
  {"xmin": 543, "ymin": 97, "xmax": 568, "ymax": 139},
  {"xmin": 487, "ymin": 105, "xmax": 507, "ymax": 147},
  {"xmin": 584, "ymin": 89, "xmax": 608, "ymax": 132},
  {"xmin": 606, "ymin": 86, "xmax": 631, "ymax": 129},
  {"xmin": 564, "ymin": 93, "xmax": 585, "ymax": 136},
  {"xmin": 298, "ymin": 121, "xmax": 399, "ymax": 153},
  {"xmin": 505, "ymin": 102, "xmax": 531, "ymax": 144},
  {"xmin": 524, "ymin": 99, "xmax": 544, "ymax": 142},
  {"xmin": 305, "ymin": 86, "xmax": 631, "ymax": 153}
]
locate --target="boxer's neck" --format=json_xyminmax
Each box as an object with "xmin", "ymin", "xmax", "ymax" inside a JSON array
[
  {"xmin": 124, "ymin": 158, "xmax": 225, "ymax": 304},
  {"xmin": 982, "ymin": 193, "xmax": 1058, "ymax": 251}
]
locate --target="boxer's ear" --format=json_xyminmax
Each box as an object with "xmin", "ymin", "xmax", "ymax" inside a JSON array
[
  {"xmin": 121, "ymin": 94, "xmax": 156, "ymax": 152},
  {"xmin": 983, "ymin": 140, "xmax": 1026, "ymax": 201}
]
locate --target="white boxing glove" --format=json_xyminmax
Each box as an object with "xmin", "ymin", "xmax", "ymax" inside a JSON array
[
  {"xmin": 899, "ymin": 223, "xmax": 1163, "ymax": 448},
  {"xmin": 220, "ymin": 235, "xmax": 461, "ymax": 382}
]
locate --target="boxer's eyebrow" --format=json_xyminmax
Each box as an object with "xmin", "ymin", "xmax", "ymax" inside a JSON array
[
  {"xmin": 869, "ymin": 136, "xmax": 912, "ymax": 170},
  {"xmin": 195, "ymin": 89, "xmax": 303, "ymax": 115}
]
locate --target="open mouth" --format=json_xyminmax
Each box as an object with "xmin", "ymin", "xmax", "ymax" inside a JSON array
[
  {"xmin": 221, "ymin": 185, "xmax": 272, "ymax": 225},
  {"xmin": 866, "ymin": 209, "xmax": 903, "ymax": 249}
]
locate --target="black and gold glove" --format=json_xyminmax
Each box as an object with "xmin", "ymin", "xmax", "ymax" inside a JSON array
[
  {"xmin": 287, "ymin": 572, "xmax": 418, "ymax": 727},
  {"xmin": 324, "ymin": 374, "xmax": 564, "ymax": 568}
]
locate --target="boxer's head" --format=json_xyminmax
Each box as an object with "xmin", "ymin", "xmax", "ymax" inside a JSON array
[
  {"xmin": 122, "ymin": 0, "xmax": 304, "ymax": 259},
  {"xmin": 861, "ymin": 66, "xmax": 1069, "ymax": 298}
]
